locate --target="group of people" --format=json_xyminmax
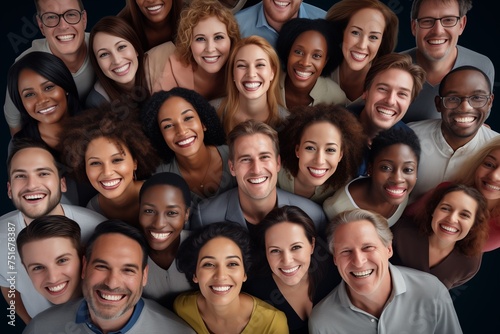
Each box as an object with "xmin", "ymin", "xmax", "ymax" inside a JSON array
[{"xmin": 1, "ymin": 0, "xmax": 498, "ymax": 333}]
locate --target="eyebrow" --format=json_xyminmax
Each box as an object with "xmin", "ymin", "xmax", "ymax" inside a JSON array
[
  {"xmin": 350, "ymin": 25, "xmax": 383, "ymax": 35},
  {"xmin": 268, "ymin": 241, "xmax": 305, "ymax": 249},
  {"xmin": 97, "ymin": 40, "xmax": 127, "ymax": 53},
  {"xmin": 200, "ymin": 255, "xmax": 242, "ymax": 261},
  {"xmin": 159, "ymin": 108, "xmax": 194, "ymax": 124},
  {"xmin": 86, "ymin": 152, "xmax": 124, "ymax": 161},
  {"xmin": 11, "ymin": 167, "xmax": 55, "ymax": 175},
  {"xmin": 20, "ymin": 80, "xmax": 51, "ymax": 94},
  {"xmin": 91, "ymin": 258, "xmax": 140, "ymax": 270},
  {"xmin": 378, "ymin": 158, "xmax": 416, "ymax": 164},
  {"xmin": 304, "ymin": 140, "xmax": 339, "ymax": 147}
]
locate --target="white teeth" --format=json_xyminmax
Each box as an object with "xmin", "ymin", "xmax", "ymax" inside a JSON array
[
  {"xmin": 428, "ymin": 39, "xmax": 446, "ymax": 45},
  {"xmin": 386, "ymin": 188, "xmax": 405, "ymax": 195},
  {"xmin": 295, "ymin": 70, "xmax": 313, "ymax": 78},
  {"xmin": 352, "ymin": 269, "xmax": 373, "ymax": 278},
  {"xmin": 101, "ymin": 179, "xmax": 120, "ymax": 187},
  {"xmin": 100, "ymin": 293, "xmax": 123, "ymax": 301},
  {"xmin": 47, "ymin": 282, "xmax": 67, "ymax": 292},
  {"xmin": 150, "ymin": 231, "xmax": 171, "ymax": 240},
  {"xmin": 147, "ymin": 5, "xmax": 162, "ymax": 11},
  {"xmin": 212, "ymin": 285, "xmax": 231, "ymax": 292},
  {"xmin": 57, "ymin": 34, "xmax": 75, "ymax": 41},
  {"xmin": 377, "ymin": 107, "xmax": 395, "ymax": 116},
  {"xmin": 485, "ymin": 183, "xmax": 500, "ymax": 191},
  {"xmin": 351, "ymin": 52, "xmax": 367, "ymax": 60},
  {"xmin": 248, "ymin": 177, "xmax": 267, "ymax": 184},
  {"xmin": 455, "ymin": 117, "xmax": 475, "ymax": 123},
  {"xmin": 274, "ymin": 1, "xmax": 289, "ymax": 7},
  {"xmin": 281, "ymin": 266, "xmax": 299, "ymax": 274},
  {"xmin": 244, "ymin": 82, "xmax": 262, "ymax": 89},
  {"xmin": 309, "ymin": 168, "xmax": 327, "ymax": 176},
  {"xmin": 38, "ymin": 106, "xmax": 56, "ymax": 114},
  {"xmin": 440, "ymin": 224, "xmax": 458, "ymax": 233},
  {"xmin": 177, "ymin": 137, "xmax": 195, "ymax": 146},
  {"xmin": 113, "ymin": 63, "xmax": 130, "ymax": 73},
  {"xmin": 203, "ymin": 56, "xmax": 219, "ymax": 63},
  {"xmin": 24, "ymin": 194, "xmax": 45, "ymax": 200}
]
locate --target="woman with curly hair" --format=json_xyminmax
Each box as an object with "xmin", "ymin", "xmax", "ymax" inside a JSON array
[
  {"xmin": 323, "ymin": 126, "xmax": 420, "ymax": 226},
  {"xmin": 86, "ymin": 16, "xmax": 149, "ymax": 108},
  {"xmin": 211, "ymin": 35, "xmax": 288, "ymax": 134},
  {"xmin": 278, "ymin": 104, "xmax": 365, "ymax": 204},
  {"xmin": 276, "ymin": 18, "xmax": 348, "ymax": 110},
  {"xmin": 59, "ymin": 105, "xmax": 159, "ymax": 227},
  {"xmin": 392, "ymin": 184, "xmax": 489, "ymax": 289},
  {"xmin": 326, "ymin": 0, "xmax": 399, "ymax": 101},
  {"xmin": 118, "ymin": 0, "xmax": 183, "ymax": 51},
  {"xmin": 141, "ymin": 87, "xmax": 236, "ymax": 205},
  {"xmin": 174, "ymin": 222, "xmax": 288, "ymax": 333},
  {"xmin": 145, "ymin": 0, "xmax": 240, "ymax": 100}
]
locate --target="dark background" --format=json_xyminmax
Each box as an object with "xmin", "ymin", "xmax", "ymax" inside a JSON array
[{"xmin": 1, "ymin": 1, "xmax": 498, "ymax": 333}]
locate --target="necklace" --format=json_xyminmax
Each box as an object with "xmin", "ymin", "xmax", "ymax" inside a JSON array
[{"xmin": 200, "ymin": 147, "xmax": 212, "ymax": 189}]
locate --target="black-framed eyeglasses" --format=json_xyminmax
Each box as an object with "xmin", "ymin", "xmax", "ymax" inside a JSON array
[
  {"xmin": 439, "ymin": 95, "xmax": 491, "ymax": 109},
  {"xmin": 415, "ymin": 16, "xmax": 460, "ymax": 29},
  {"xmin": 39, "ymin": 9, "xmax": 84, "ymax": 28}
]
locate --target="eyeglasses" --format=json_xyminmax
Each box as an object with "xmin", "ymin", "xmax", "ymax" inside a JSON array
[
  {"xmin": 439, "ymin": 95, "xmax": 491, "ymax": 109},
  {"xmin": 39, "ymin": 9, "xmax": 84, "ymax": 28},
  {"xmin": 415, "ymin": 16, "xmax": 460, "ymax": 29}
]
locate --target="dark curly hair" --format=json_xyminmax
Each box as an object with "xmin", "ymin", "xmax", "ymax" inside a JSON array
[
  {"xmin": 369, "ymin": 127, "xmax": 421, "ymax": 165},
  {"xmin": 141, "ymin": 87, "xmax": 226, "ymax": 163},
  {"xmin": 59, "ymin": 104, "xmax": 159, "ymax": 183},
  {"xmin": 176, "ymin": 222, "xmax": 253, "ymax": 288},
  {"xmin": 279, "ymin": 104, "xmax": 366, "ymax": 190},
  {"xmin": 276, "ymin": 18, "xmax": 342, "ymax": 76},
  {"xmin": 418, "ymin": 183, "xmax": 489, "ymax": 256}
]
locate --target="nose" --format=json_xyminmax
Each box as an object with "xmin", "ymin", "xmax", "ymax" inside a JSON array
[
  {"xmin": 46, "ymin": 267, "xmax": 59, "ymax": 284},
  {"xmin": 152, "ymin": 213, "xmax": 167, "ymax": 228},
  {"xmin": 205, "ymin": 39, "xmax": 215, "ymax": 52},
  {"xmin": 35, "ymin": 91, "xmax": 49, "ymax": 105},
  {"xmin": 103, "ymin": 269, "xmax": 120, "ymax": 289},
  {"xmin": 282, "ymin": 250, "xmax": 293, "ymax": 265},
  {"xmin": 357, "ymin": 35, "xmax": 368, "ymax": 49},
  {"xmin": 176, "ymin": 122, "xmax": 188, "ymax": 135},
  {"xmin": 352, "ymin": 249, "xmax": 366, "ymax": 268},
  {"xmin": 247, "ymin": 64, "xmax": 256, "ymax": 77},
  {"xmin": 314, "ymin": 150, "xmax": 325, "ymax": 165},
  {"xmin": 110, "ymin": 52, "xmax": 120, "ymax": 65},
  {"xmin": 214, "ymin": 266, "xmax": 228, "ymax": 280},
  {"xmin": 457, "ymin": 97, "xmax": 473, "ymax": 111},
  {"xmin": 102, "ymin": 162, "xmax": 114, "ymax": 177},
  {"xmin": 429, "ymin": 19, "xmax": 446, "ymax": 34},
  {"xmin": 299, "ymin": 53, "xmax": 312, "ymax": 67},
  {"xmin": 489, "ymin": 166, "xmax": 500, "ymax": 181},
  {"xmin": 390, "ymin": 168, "xmax": 404, "ymax": 183},
  {"xmin": 384, "ymin": 90, "xmax": 397, "ymax": 105}
]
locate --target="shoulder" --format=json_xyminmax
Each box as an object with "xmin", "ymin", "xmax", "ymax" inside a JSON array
[
  {"xmin": 142, "ymin": 298, "xmax": 195, "ymax": 332},
  {"xmin": 300, "ymin": 3, "xmax": 326, "ymax": 18},
  {"xmin": 24, "ymin": 299, "xmax": 81, "ymax": 333},
  {"xmin": 407, "ymin": 119, "xmax": 440, "ymax": 133},
  {"xmin": 62, "ymin": 203, "xmax": 106, "ymax": 223},
  {"xmin": 249, "ymin": 295, "xmax": 289, "ymax": 332},
  {"xmin": 235, "ymin": 3, "xmax": 261, "ymax": 19}
]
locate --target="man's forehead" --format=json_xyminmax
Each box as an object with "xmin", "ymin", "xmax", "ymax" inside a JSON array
[
  {"xmin": 235, "ymin": 134, "xmax": 274, "ymax": 151},
  {"xmin": 10, "ymin": 148, "xmax": 57, "ymax": 172}
]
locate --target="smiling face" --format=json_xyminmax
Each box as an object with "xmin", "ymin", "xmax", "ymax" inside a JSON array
[
  {"xmin": 229, "ymin": 133, "xmax": 281, "ymax": 203},
  {"xmin": 430, "ymin": 191, "xmax": 478, "ymax": 246},
  {"xmin": 36, "ymin": 0, "xmax": 87, "ymax": 58},
  {"xmin": 135, "ymin": 0, "xmax": 172, "ymax": 24},
  {"xmin": 82, "ymin": 233, "xmax": 148, "ymax": 325},
  {"xmin": 18, "ymin": 69, "xmax": 69, "ymax": 125},
  {"xmin": 286, "ymin": 30, "xmax": 328, "ymax": 92},
  {"xmin": 475, "ymin": 148, "xmax": 500, "ymax": 205},
  {"xmin": 342, "ymin": 8, "xmax": 385, "ymax": 72},
  {"xmin": 93, "ymin": 32, "xmax": 139, "ymax": 89},
  {"xmin": 233, "ymin": 44, "xmax": 275, "ymax": 101},
  {"xmin": 85, "ymin": 137, "xmax": 137, "ymax": 200},
  {"xmin": 333, "ymin": 220, "xmax": 393, "ymax": 302},
  {"xmin": 362, "ymin": 68, "xmax": 413, "ymax": 132},
  {"xmin": 22, "ymin": 237, "xmax": 81, "ymax": 305},
  {"xmin": 437, "ymin": 69, "xmax": 493, "ymax": 146},
  {"xmin": 295, "ymin": 121, "xmax": 343, "ymax": 187},
  {"xmin": 190, "ymin": 16, "xmax": 231, "ymax": 74},
  {"xmin": 193, "ymin": 237, "xmax": 246, "ymax": 307},
  {"xmin": 369, "ymin": 144, "xmax": 418, "ymax": 206},
  {"xmin": 263, "ymin": 0, "xmax": 301, "ymax": 31},
  {"xmin": 411, "ymin": 0, "xmax": 466, "ymax": 63},
  {"xmin": 7, "ymin": 147, "xmax": 66, "ymax": 222},
  {"xmin": 157, "ymin": 96, "xmax": 206, "ymax": 158},
  {"xmin": 139, "ymin": 184, "xmax": 189, "ymax": 251},
  {"xmin": 265, "ymin": 222, "xmax": 314, "ymax": 287}
]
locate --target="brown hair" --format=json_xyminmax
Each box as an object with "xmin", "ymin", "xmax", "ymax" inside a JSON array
[{"xmin": 227, "ymin": 120, "xmax": 279, "ymax": 162}]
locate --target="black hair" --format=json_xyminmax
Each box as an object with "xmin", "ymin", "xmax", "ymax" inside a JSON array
[
  {"xmin": 439, "ymin": 65, "xmax": 492, "ymax": 95},
  {"xmin": 139, "ymin": 172, "xmax": 192, "ymax": 208},
  {"xmin": 369, "ymin": 127, "xmax": 421, "ymax": 165}
]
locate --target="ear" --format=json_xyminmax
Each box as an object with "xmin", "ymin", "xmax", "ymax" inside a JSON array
[
  {"xmin": 295, "ymin": 144, "xmax": 300, "ymax": 159},
  {"xmin": 36, "ymin": 16, "xmax": 46, "ymax": 36},
  {"xmin": 142, "ymin": 264, "xmax": 149, "ymax": 286},
  {"xmin": 338, "ymin": 148, "xmax": 343, "ymax": 162},
  {"xmin": 229, "ymin": 159, "xmax": 236, "ymax": 176},
  {"xmin": 82, "ymin": 10, "xmax": 88, "ymax": 30},
  {"xmin": 276, "ymin": 154, "xmax": 281, "ymax": 172},
  {"xmin": 192, "ymin": 274, "xmax": 198, "ymax": 284},
  {"xmin": 310, "ymin": 237, "xmax": 316, "ymax": 254},
  {"xmin": 458, "ymin": 15, "xmax": 467, "ymax": 36},
  {"xmin": 134, "ymin": 159, "xmax": 138, "ymax": 171},
  {"xmin": 60, "ymin": 176, "xmax": 67, "ymax": 193},
  {"xmin": 7, "ymin": 182, "xmax": 12, "ymax": 200},
  {"xmin": 184, "ymin": 207, "xmax": 191, "ymax": 223},
  {"xmin": 387, "ymin": 243, "xmax": 393, "ymax": 259},
  {"xmin": 410, "ymin": 19, "xmax": 417, "ymax": 37},
  {"xmin": 243, "ymin": 272, "xmax": 247, "ymax": 282},
  {"xmin": 270, "ymin": 68, "xmax": 275, "ymax": 83},
  {"xmin": 81, "ymin": 256, "xmax": 88, "ymax": 279},
  {"xmin": 361, "ymin": 91, "xmax": 367, "ymax": 101},
  {"xmin": 434, "ymin": 95, "xmax": 442, "ymax": 113}
]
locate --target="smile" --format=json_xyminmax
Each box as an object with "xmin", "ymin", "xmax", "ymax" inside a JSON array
[
  {"xmin": 176, "ymin": 136, "xmax": 195, "ymax": 147},
  {"xmin": 377, "ymin": 106, "xmax": 397, "ymax": 117},
  {"xmin": 203, "ymin": 56, "xmax": 220, "ymax": 63},
  {"xmin": 294, "ymin": 69, "xmax": 313, "ymax": 79},
  {"xmin": 484, "ymin": 182, "xmax": 500, "ymax": 191},
  {"xmin": 308, "ymin": 167, "xmax": 328, "ymax": 177},
  {"xmin": 280, "ymin": 265, "xmax": 300, "ymax": 275},
  {"xmin": 440, "ymin": 224, "xmax": 459, "ymax": 233},
  {"xmin": 147, "ymin": 4, "xmax": 163, "ymax": 12},
  {"xmin": 56, "ymin": 34, "xmax": 75, "ymax": 42},
  {"xmin": 98, "ymin": 291, "xmax": 125, "ymax": 301},
  {"xmin": 351, "ymin": 269, "xmax": 373, "ymax": 278},
  {"xmin": 46, "ymin": 282, "xmax": 67, "ymax": 293},
  {"xmin": 100, "ymin": 179, "xmax": 121, "ymax": 189},
  {"xmin": 23, "ymin": 193, "xmax": 46, "ymax": 201},
  {"xmin": 351, "ymin": 51, "xmax": 368, "ymax": 61},
  {"xmin": 113, "ymin": 63, "xmax": 130, "ymax": 75},
  {"xmin": 243, "ymin": 81, "xmax": 262, "ymax": 90},
  {"xmin": 273, "ymin": 0, "xmax": 290, "ymax": 8},
  {"xmin": 454, "ymin": 116, "xmax": 476, "ymax": 123},
  {"xmin": 150, "ymin": 231, "xmax": 172, "ymax": 240},
  {"xmin": 428, "ymin": 39, "xmax": 446, "ymax": 45},
  {"xmin": 211, "ymin": 285, "xmax": 231, "ymax": 292},
  {"xmin": 248, "ymin": 176, "xmax": 268, "ymax": 184}
]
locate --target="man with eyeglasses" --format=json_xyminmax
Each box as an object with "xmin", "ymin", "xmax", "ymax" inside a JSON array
[
  {"xmin": 401, "ymin": 0, "xmax": 494, "ymax": 123},
  {"xmin": 3, "ymin": 0, "xmax": 94, "ymax": 136},
  {"xmin": 407, "ymin": 65, "xmax": 498, "ymax": 202}
]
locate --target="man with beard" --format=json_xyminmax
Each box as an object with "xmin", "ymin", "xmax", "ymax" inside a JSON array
[
  {"xmin": 24, "ymin": 220, "xmax": 194, "ymax": 334},
  {"xmin": 408, "ymin": 65, "xmax": 498, "ymax": 201},
  {"xmin": 0, "ymin": 138, "xmax": 105, "ymax": 324}
]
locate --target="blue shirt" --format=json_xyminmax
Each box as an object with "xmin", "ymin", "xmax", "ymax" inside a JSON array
[{"xmin": 235, "ymin": 2, "xmax": 326, "ymax": 48}]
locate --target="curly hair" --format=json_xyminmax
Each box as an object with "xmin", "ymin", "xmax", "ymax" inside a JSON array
[
  {"xmin": 364, "ymin": 53, "xmax": 426, "ymax": 102},
  {"xmin": 417, "ymin": 184, "xmax": 489, "ymax": 256},
  {"xmin": 218, "ymin": 36, "xmax": 285, "ymax": 134},
  {"xmin": 59, "ymin": 104, "xmax": 159, "ymax": 183},
  {"xmin": 326, "ymin": 0, "xmax": 398, "ymax": 60},
  {"xmin": 369, "ymin": 127, "xmax": 421, "ymax": 165},
  {"xmin": 176, "ymin": 222, "xmax": 253, "ymax": 288},
  {"xmin": 89, "ymin": 16, "xmax": 149, "ymax": 104},
  {"xmin": 276, "ymin": 18, "xmax": 342, "ymax": 76},
  {"xmin": 175, "ymin": 0, "xmax": 240, "ymax": 67},
  {"xmin": 279, "ymin": 104, "xmax": 365, "ymax": 190},
  {"xmin": 410, "ymin": 0, "xmax": 472, "ymax": 20},
  {"xmin": 117, "ymin": 0, "xmax": 182, "ymax": 51},
  {"xmin": 141, "ymin": 87, "xmax": 226, "ymax": 163},
  {"xmin": 7, "ymin": 52, "xmax": 80, "ymax": 128}
]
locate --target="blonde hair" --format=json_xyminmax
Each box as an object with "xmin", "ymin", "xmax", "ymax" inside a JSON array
[{"xmin": 218, "ymin": 36, "xmax": 284, "ymax": 134}]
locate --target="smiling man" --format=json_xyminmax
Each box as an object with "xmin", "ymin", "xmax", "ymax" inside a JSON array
[
  {"xmin": 24, "ymin": 220, "xmax": 194, "ymax": 334},
  {"xmin": 190, "ymin": 120, "xmax": 328, "ymax": 237},
  {"xmin": 309, "ymin": 209, "xmax": 462, "ymax": 334},
  {"xmin": 408, "ymin": 65, "xmax": 498, "ymax": 201}
]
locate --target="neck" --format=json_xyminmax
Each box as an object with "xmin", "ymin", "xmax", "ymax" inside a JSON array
[
  {"xmin": 90, "ymin": 306, "xmax": 134, "ymax": 334},
  {"xmin": 293, "ymin": 173, "xmax": 316, "ymax": 199},
  {"xmin": 359, "ymin": 111, "xmax": 381, "ymax": 143},
  {"xmin": 285, "ymin": 75, "xmax": 313, "ymax": 98},
  {"xmin": 237, "ymin": 95, "xmax": 269, "ymax": 121},
  {"xmin": 440, "ymin": 125, "xmax": 475, "ymax": 151},
  {"xmin": 99, "ymin": 180, "xmax": 142, "ymax": 208},
  {"xmin": 429, "ymin": 234, "xmax": 455, "ymax": 254},
  {"xmin": 50, "ymin": 44, "xmax": 87, "ymax": 73},
  {"xmin": 23, "ymin": 203, "xmax": 64, "ymax": 226},
  {"xmin": 239, "ymin": 188, "xmax": 277, "ymax": 225},
  {"xmin": 177, "ymin": 145, "xmax": 211, "ymax": 171},
  {"xmin": 416, "ymin": 47, "xmax": 458, "ymax": 86},
  {"xmin": 346, "ymin": 273, "xmax": 392, "ymax": 318}
]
